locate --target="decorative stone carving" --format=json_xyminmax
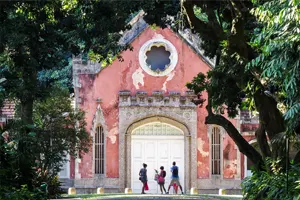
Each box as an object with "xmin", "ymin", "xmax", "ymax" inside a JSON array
[
  {"xmin": 119, "ymin": 91, "xmax": 197, "ymax": 108},
  {"xmin": 169, "ymin": 91, "xmax": 181, "ymax": 96},
  {"xmin": 184, "ymin": 112, "xmax": 191, "ymax": 120},
  {"xmin": 126, "ymin": 112, "xmax": 132, "ymax": 119},
  {"xmin": 136, "ymin": 91, "xmax": 147, "ymax": 96},
  {"xmin": 119, "ymin": 90, "xmax": 131, "ymax": 96},
  {"xmin": 119, "ymin": 90, "xmax": 198, "ymax": 192}
]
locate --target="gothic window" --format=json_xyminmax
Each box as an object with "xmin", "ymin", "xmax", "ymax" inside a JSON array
[
  {"xmin": 95, "ymin": 125, "xmax": 104, "ymax": 174},
  {"xmin": 211, "ymin": 126, "xmax": 221, "ymax": 175}
]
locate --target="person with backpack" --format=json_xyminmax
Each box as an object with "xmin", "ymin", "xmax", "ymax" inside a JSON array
[
  {"xmin": 166, "ymin": 161, "xmax": 183, "ymax": 194},
  {"xmin": 157, "ymin": 166, "xmax": 167, "ymax": 194}
]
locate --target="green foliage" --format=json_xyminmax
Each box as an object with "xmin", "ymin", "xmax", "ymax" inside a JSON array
[
  {"xmin": 0, "ymin": 0, "xmax": 142, "ymax": 118},
  {"xmin": 242, "ymin": 158, "xmax": 300, "ymax": 200},
  {"xmin": 0, "ymin": 185, "xmax": 46, "ymax": 200},
  {"xmin": 0, "ymin": 88, "xmax": 90, "ymax": 198},
  {"xmin": 47, "ymin": 176, "xmax": 64, "ymax": 199},
  {"xmin": 0, "ymin": 0, "xmax": 138, "ymax": 191},
  {"xmin": 32, "ymin": 88, "xmax": 91, "ymax": 160},
  {"xmin": 248, "ymin": 0, "xmax": 300, "ymax": 133},
  {"xmin": 194, "ymin": 7, "xmax": 208, "ymax": 22}
]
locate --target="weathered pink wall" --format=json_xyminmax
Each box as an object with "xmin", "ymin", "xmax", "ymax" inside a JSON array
[
  {"xmin": 223, "ymin": 137, "xmax": 237, "ymax": 179},
  {"xmin": 197, "ymin": 92, "xmax": 210, "ymax": 178},
  {"xmin": 76, "ymin": 27, "xmax": 242, "ymax": 180},
  {"xmin": 222, "ymin": 118, "xmax": 239, "ymax": 179}
]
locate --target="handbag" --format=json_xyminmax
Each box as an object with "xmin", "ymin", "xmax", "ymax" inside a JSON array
[
  {"xmin": 144, "ymin": 182, "xmax": 149, "ymax": 191},
  {"xmin": 158, "ymin": 176, "xmax": 164, "ymax": 183}
]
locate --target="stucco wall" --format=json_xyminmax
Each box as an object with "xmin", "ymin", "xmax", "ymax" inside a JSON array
[{"xmin": 75, "ymin": 26, "xmax": 243, "ymax": 187}]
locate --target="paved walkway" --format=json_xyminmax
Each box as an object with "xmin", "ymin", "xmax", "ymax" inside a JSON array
[{"xmin": 58, "ymin": 194, "xmax": 243, "ymax": 200}]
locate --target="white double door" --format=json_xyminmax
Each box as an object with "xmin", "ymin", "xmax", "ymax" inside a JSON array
[{"xmin": 131, "ymin": 135, "xmax": 184, "ymax": 194}]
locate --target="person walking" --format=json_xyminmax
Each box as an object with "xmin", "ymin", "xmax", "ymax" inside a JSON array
[
  {"xmin": 166, "ymin": 161, "xmax": 183, "ymax": 194},
  {"xmin": 157, "ymin": 166, "xmax": 167, "ymax": 194},
  {"xmin": 139, "ymin": 163, "xmax": 148, "ymax": 194}
]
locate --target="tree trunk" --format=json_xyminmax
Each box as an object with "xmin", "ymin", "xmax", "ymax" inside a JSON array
[
  {"xmin": 20, "ymin": 98, "xmax": 34, "ymax": 125},
  {"xmin": 17, "ymin": 65, "xmax": 37, "ymax": 189},
  {"xmin": 255, "ymin": 123, "xmax": 271, "ymax": 158},
  {"xmin": 254, "ymin": 90, "xmax": 286, "ymax": 159},
  {"xmin": 18, "ymin": 98, "xmax": 35, "ymax": 189}
]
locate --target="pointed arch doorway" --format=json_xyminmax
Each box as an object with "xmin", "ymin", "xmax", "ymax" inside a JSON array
[
  {"xmin": 128, "ymin": 119, "xmax": 187, "ymax": 194},
  {"xmin": 119, "ymin": 111, "xmax": 197, "ymax": 194}
]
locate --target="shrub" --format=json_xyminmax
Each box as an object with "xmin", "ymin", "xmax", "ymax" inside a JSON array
[
  {"xmin": 242, "ymin": 159, "xmax": 300, "ymax": 200},
  {"xmin": 47, "ymin": 176, "xmax": 64, "ymax": 199},
  {"xmin": 0, "ymin": 185, "xmax": 46, "ymax": 200}
]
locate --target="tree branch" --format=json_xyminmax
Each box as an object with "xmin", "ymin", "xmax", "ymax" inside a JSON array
[
  {"xmin": 228, "ymin": 0, "xmax": 256, "ymax": 60},
  {"xmin": 205, "ymin": 91, "xmax": 263, "ymax": 169},
  {"xmin": 182, "ymin": 0, "xmax": 225, "ymax": 41}
]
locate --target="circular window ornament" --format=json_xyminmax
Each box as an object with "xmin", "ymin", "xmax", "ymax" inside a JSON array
[{"xmin": 139, "ymin": 38, "xmax": 178, "ymax": 76}]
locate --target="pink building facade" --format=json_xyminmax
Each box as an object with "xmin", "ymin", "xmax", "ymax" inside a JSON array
[{"xmin": 64, "ymin": 16, "xmax": 257, "ymax": 193}]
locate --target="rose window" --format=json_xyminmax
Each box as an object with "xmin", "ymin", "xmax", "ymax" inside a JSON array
[
  {"xmin": 139, "ymin": 38, "xmax": 178, "ymax": 76},
  {"xmin": 145, "ymin": 46, "xmax": 171, "ymax": 72}
]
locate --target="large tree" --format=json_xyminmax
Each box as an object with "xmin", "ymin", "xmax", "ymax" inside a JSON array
[
  {"xmin": 138, "ymin": 0, "xmax": 299, "ymax": 169},
  {"xmin": 0, "ymin": 0, "xmax": 139, "ymax": 123},
  {"xmin": 0, "ymin": 0, "xmax": 139, "ymax": 190}
]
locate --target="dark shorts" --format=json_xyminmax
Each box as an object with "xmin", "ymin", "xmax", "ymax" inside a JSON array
[{"xmin": 139, "ymin": 176, "xmax": 147, "ymax": 183}]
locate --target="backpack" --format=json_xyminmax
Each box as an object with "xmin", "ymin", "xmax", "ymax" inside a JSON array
[{"xmin": 172, "ymin": 166, "xmax": 178, "ymax": 176}]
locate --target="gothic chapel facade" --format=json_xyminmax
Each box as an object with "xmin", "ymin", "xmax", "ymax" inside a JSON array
[{"xmin": 60, "ymin": 14, "xmax": 258, "ymax": 194}]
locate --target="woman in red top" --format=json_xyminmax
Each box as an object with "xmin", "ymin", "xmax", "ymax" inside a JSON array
[{"xmin": 158, "ymin": 166, "xmax": 167, "ymax": 194}]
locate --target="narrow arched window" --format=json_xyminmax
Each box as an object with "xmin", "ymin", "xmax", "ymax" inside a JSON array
[
  {"xmin": 211, "ymin": 127, "xmax": 221, "ymax": 175},
  {"xmin": 95, "ymin": 126, "xmax": 104, "ymax": 174}
]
